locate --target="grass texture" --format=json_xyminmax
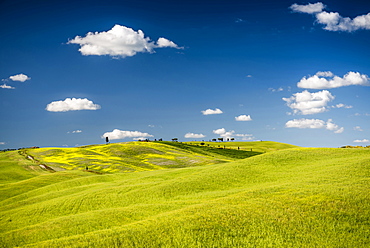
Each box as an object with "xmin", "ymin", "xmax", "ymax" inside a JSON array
[
  {"xmin": 0, "ymin": 146, "xmax": 369, "ymax": 247},
  {"xmin": 24, "ymin": 141, "xmax": 279, "ymax": 173}
]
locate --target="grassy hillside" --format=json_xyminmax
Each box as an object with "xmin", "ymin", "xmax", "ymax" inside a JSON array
[
  {"xmin": 25, "ymin": 141, "xmax": 265, "ymax": 173},
  {"xmin": 0, "ymin": 150, "xmax": 47, "ymax": 184},
  {"xmin": 186, "ymin": 140, "xmax": 299, "ymax": 153},
  {"xmin": 0, "ymin": 147, "xmax": 369, "ymax": 247}
]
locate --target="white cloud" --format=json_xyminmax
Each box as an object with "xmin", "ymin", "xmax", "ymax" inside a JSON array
[
  {"xmin": 235, "ymin": 115, "xmax": 252, "ymax": 121},
  {"xmin": 0, "ymin": 142, "xmax": 5, "ymax": 145},
  {"xmin": 156, "ymin": 37, "xmax": 181, "ymax": 48},
  {"xmin": 68, "ymin": 24, "xmax": 182, "ymax": 58},
  {"xmin": 213, "ymin": 128, "xmax": 253, "ymax": 140},
  {"xmin": 213, "ymin": 128, "xmax": 227, "ymax": 135},
  {"xmin": 297, "ymin": 71, "xmax": 370, "ymax": 89},
  {"xmin": 201, "ymin": 108, "xmax": 223, "ymax": 115},
  {"xmin": 354, "ymin": 126, "xmax": 363, "ymax": 131},
  {"xmin": 9, "ymin": 73, "xmax": 30, "ymax": 82},
  {"xmin": 291, "ymin": 3, "xmax": 370, "ymax": 32},
  {"xmin": 282, "ymin": 90, "xmax": 334, "ymax": 115},
  {"xmin": 234, "ymin": 134, "xmax": 254, "ymax": 141},
  {"xmin": 315, "ymin": 71, "xmax": 334, "ymax": 77},
  {"xmin": 353, "ymin": 139, "xmax": 370, "ymax": 143},
  {"xmin": 0, "ymin": 84, "xmax": 15, "ymax": 89},
  {"xmin": 269, "ymin": 87, "xmax": 284, "ymax": 92},
  {"xmin": 184, "ymin": 133, "xmax": 205, "ymax": 139},
  {"xmin": 102, "ymin": 129, "xmax": 153, "ymax": 140},
  {"xmin": 285, "ymin": 118, "xmax": 344, "ymax": 133},
  {"xmin": 68, "ymin": 130, "xmax": 82, "ymax": 134},
  {"xmin": 354, "ymin": 113, "xmax": 370, "ymax": 116},
  {"xmin": 290, "ymin": 2, "xmax": 325, "ymax": 14},
  {"xmin": 332, "ymin": 103, "xmax": 353, "ymax": 109},
  {"xmin": 246, "ymin": 75, "xmax": 252, "ymax": 78},
  {"xmin": 46, "ymin": 98, "xmax": 101, "ymax": 112},
  {"xmin": 316, "ymin": 11, "xmax": 370, "ymax": 32}
]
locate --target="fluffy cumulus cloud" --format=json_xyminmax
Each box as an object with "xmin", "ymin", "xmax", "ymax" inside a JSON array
[
  {"xmin": 184, "ymin": 133, "xmax": 205, "ymax": 139},
  {"xmin": 235, "ymin": 115, "xmax": 252, "ymax": 121},
  {"xmin": 0, "ymin": 84, "xmax": 15, "ymax": 89},
  {"xmin": 290, "ymin": 2, "xmax": 325, "ymax": 14},
  {"xmin": 297, "ymin": 71, "xmax": 370, "ymax": 89},
  {"xmin": 290, "ymin": 2, "xmax": 370, "ymax": 32},
  {"xmin": 353, "ymin": 139, "xmax": 370, "ymax": 143},
  {"xmin": 102, "ymin": 129, "xmax": 153, "ymax": 140},
  {"xmin": 68, "ymin": 24, "xmax": 182, "ymax": 58},
  {"xmin": 46, "ymin": 98, "xmax": 101, "ymax": 112},
  {"xmin": 201, "ymin": 108, "xmax": 223, "ymax": 115},
  {"xmin": 283, "ymin": 90, "xmax": 334, "ymax": 115},
  {"xmin": 285, "ymin": 118, "xmax": 344, "ymax": 133},
  {"xmin": 9, "ymin": 73, "xmax": 31, "ymax": 82},
  {"xmin": 213, "ymin": 128, "xmax": 253, "ymax": 140},
  {"xmin": 156, "ymin": 37, "xmax": 179, "ymax": 48}
]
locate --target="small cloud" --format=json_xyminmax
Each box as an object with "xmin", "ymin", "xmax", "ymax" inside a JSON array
[
  {"xmin": 235, "ymin": 18, "xmax": 244, "ymax": 23},
  {"xmin": 71, "ymin": 130, "xmax": 82, "ymax": 133},
  {"xmin": 102, "ymin": 129, "xmax": 153, "ymax": 140},
  {"xmin": 213, "ymin": 128, "xmax": 254, "ymax": 140},
  {"xmin": 354, "ymin": 126, "xmax": 363, "ymax": 131},
  {"xmin": 246, "ymin": 75, "xmax": 252, "ymax": 78},
  {"xmin": 332, "ymin": 103, "xmax": 353, "ymax": 109},
  {"xmin": 0, "ymin": 142, "xmax": 5, "ymax": 145},
  {"xmin": 315, "ymin": 71, "xmax": 334, "ymax": 77},
  {"xmin": 46, "ymin": 98, "xmax": 101, "ymax": 112},
  {"xmin": 353, "ymin": 139, "xmax": 370, "ymax": 143},
  {"xmin": 68, "ymin": 24, "xmax": 182, "ymax": 58},
  {"xmin": 9, "ymin": 73, "xmax": 31, "ymax": 82},
  {"xmin": 235, "ymin": 115, "xmax": 252, "ymax": 121},
  {"xmin": 184, "ymin": 133, "xmax": 205, "ymax": 139},
  {"xmin": 290, "ymin": 3, "xmax": 370, "ymax": 32},
  {"xmin": 290, "ymin": 2, "xmax": 325, "ymax": 14},
  {"xmin": 234, "ymin": 134, "xmax": 254, "ymax": 141},
  {"xmin": 156, "ymin": 37, "xmax": 183, "ymax": 49},
  {"xmin": 285, "ymin": 118, "xmax": 344, "ymax": 133},
  {"xmin": 269, "ymin": 87, "xmax": 284, "ymax": 92},
  {"xmin": 213, "ymin": 128, "xmax": 226, "ymax": 135},
  {"xmin": 0, "ymin": 84, "xmax": 15, "ymax": 89},
  {"xmin": 297, "ymin": 71, "xmax": 370, "ymax": 89},
  {"xmin": 282, "ymin": 90, "xmax": 334, "ymax": 115},
  {"xmin": 201, "ymin": 108, "xmax": 223, "ymax": 115}
]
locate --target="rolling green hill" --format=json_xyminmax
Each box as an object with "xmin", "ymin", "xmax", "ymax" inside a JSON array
[
  {"xmin": 0, "ymin": 146, "xmax": 369, "ymax": 247},
  {"xmin": 185, "ymin": 140, "xmax": 299, "ymax": 153},
  {"xmin": 23, "ymin": 141, "xmax": 276, "ymax": 173}
]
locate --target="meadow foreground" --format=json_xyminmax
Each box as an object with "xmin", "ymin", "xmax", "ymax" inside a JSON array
[{"xmin": 0, "ymin": 142, "xmax": 369, "ymax": 247}]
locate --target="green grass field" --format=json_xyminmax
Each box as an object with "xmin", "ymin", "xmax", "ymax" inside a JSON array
[
  {"xmin": 0, "ymin": 142, "xmax": 369, "ymax": 247},
  {"xmin": 24, "ymin": 141, "xmax": 286, "ymax": 173}
]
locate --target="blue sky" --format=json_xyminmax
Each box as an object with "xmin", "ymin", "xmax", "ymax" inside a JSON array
[{"xmin": 1, "ymin": 0, "xmax": 369, "ymax": 148}]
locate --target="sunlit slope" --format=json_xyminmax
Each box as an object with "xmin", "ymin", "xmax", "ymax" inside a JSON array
[
  {"xmin": 1, "ymin": 148, "xmax": 369, "ymax": 247},
  {"xmin": 186, "ymin": 141, "xmax": 299, "ymax": 153},
  {"xmin": 0, "ymin": 151, "xmax": 47, "ymax": 184},
  {"xmin": 26, "ymin": 142, "xmax": 260, "ymax": 173}
]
